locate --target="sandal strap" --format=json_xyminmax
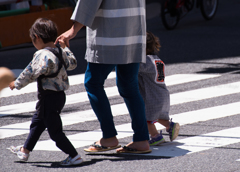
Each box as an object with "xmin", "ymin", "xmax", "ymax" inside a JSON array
[
  {"xmin": 91, "ymin": 142, "xmax": 108, "ymax": 149},
  {"xmin": 122, "ymin": 146, "xmax": 137, "ymax": 152}
]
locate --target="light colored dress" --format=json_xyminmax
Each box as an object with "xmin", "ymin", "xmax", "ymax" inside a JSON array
[{"xmin": 138, "ymin": 55, "xmax": 170, "ymax": 122}]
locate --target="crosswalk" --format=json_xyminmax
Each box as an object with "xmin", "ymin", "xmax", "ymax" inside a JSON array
[{"xmin": 1, "ymin": 71, "xmax": 240, "ymax": 160}]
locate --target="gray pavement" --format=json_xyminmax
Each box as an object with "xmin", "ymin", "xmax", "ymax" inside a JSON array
[{"xmin": 1, "ymin": 0, "xmax": 240, "ymax": 172}]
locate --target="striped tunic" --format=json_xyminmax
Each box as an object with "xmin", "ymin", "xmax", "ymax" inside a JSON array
[
  {"xmin": 71, "ymin": 0, "xmax": 146, "ymax": 64},
  {"xmin": 138, "ymin": 55, "xmax": 170, "ymax": 121}
]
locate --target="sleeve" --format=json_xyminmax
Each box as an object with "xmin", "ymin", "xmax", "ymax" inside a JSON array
[
  {"xmin": 62, "ymin": 47, "xmax": 77, "ymax": 71},
  {"xmin": 71, "ymin": 0, "xmax": 102, "ymax": 27},
  {"xmin": 14, "ymin": 51, "xmax": 50, "ymax": 90}
]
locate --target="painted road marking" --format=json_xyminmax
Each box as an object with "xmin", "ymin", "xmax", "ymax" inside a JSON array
[
  {"xmin": 0, "ymin": 86, "xmax": 118, "ymax": 116},
  {"xmin": 0, "ymin": 73, "xmax": 219, "ymax": 98},
  {"xmin": 170, "ymin": 81, "xmax": 240, "ymax": 105},
  {"xmin": 24, "ymin": 101, "xmax": 240, "ymax": 151},
  {"xmin": 0, "ymin": 72, "xmax": 116, "ymax": 98},
  {"xmin": 2, "ymin": 100, "xmax": 240, "ymax": 140},
  {"xmin": 0, "ymin": 103, "xmax": 127, "ymax": 139},
  {"xmin": 165, "ymin": 74, "xmax": 220, "ymax": 86},
  {"xmin": 1, "ymin": 80, "xmax": 239, "ymax": 116},
  {"xmin": 147, "ymin": 127, "xmax": 240, "ymax": 157}
]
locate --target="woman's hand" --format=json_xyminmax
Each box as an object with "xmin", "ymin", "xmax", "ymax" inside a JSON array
[{"xmin": 55, "ymin": 21, "xmax": 84, "ymax": 47}]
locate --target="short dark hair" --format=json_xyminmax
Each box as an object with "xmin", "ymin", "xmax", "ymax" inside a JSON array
[
  {"xmin": 146, "ymin": 31, "xmax": 161, "ymax": 55},
  {"xmin": 29, "ymin": 18, "xmax": 58, "ymax": 44}
]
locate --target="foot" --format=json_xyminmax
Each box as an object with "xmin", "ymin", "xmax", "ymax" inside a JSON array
[
  {"xmin": 9, "ymin": 146, "xmax": 29, "ymax": 161},
  {"xmin": 60, "ymin": 154, "xmax": 83, "ymax": 166},
  {"xmin": 149, "ymin": 130, "xmax": 165, "ymax": 146},
  {"xmin": 85, "ymin": 137, "xmax": 119, "ymax": 152},
  {"xmin": 21, "ymin": 147, "xmax": 30, "ymax": 154},
  {"xmin": 116, "ymin": 140, "xmax": 150, "ymax": 153},
  {"xmin": 167, "ymin": 119, "xmax": 180, "ymax": 141}
]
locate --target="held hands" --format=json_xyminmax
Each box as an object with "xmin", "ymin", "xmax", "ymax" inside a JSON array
[
  {"xmin": 54, "ymin": 21, "xmax": 84, "ymax": 48},
  {"xmin": 55, "ymin": 28, "xmax": 74, "ymax": 48},
  {"xmin": 58, "ymin": 39, "xmax": 67, "ymax": 49}
]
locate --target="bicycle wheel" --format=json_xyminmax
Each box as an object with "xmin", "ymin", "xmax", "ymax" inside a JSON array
[
  {"xmin": 161, "ymin": 0, "xmax": 180, "ymax": 30},
  {"xmin": 200, "ymin": 0, "xmax": 218, "ymax": 20}
]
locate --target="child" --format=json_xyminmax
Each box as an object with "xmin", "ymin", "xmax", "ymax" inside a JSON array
[
  {"xmin": 8, "ymin": 18, "xmax": 83, "ymax": 166},
  {"xmin": 138, "ymin": 31, "xmax": 180, "ymax": 146}
]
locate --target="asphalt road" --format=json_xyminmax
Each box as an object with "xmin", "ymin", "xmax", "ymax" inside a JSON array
[{"xmin": 1, "ymin": 0, "xmax": 240, "ymax": 171}]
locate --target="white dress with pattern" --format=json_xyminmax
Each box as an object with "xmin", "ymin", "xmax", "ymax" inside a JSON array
[{"xmin": 138, "ymin": 55, "xmax": 170, "ymax": 122}]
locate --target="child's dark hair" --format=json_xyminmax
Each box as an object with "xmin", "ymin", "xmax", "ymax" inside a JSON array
[
  {"xmin": 146, "ymin": 31, "xmax": 161, "ymax": 55},
  {"xmin": 29, "ymin": 18, "xmax": 58, "ymax": 44}
]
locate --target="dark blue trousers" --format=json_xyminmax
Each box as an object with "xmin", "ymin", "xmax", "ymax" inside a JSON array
[
  {"xmin": 84, "ymin": 63, "xmax": 149, "ymax": 142},
  {"xmin": 24, "ymin": 91, "xmax": 78, "ymax": 158}
]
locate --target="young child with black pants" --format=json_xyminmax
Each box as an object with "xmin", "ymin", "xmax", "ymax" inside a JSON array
[{"xmin": 9, "ymin": 18, "xmax": 83, "ymax": 166}]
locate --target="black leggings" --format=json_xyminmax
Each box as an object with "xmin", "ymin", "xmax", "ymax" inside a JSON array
[{"xmin": 24, "ymin": 91, "xmax": 78, "ymax": 158}]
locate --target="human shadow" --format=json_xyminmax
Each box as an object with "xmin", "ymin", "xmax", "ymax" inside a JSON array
[
  {"xmin": 197, "ymin": 67, "xmax": 240, "ymax": 74},
  {"xmin": 194, "ymin": 61, "xmax": 240, "ymax": 74},
  {"xmin": 13, "ymin": 142, "xmax": 189, "ymax": 169},
  {"xmin": 86, "ymin": 141, "xmax": 190, "ymax": 159}
]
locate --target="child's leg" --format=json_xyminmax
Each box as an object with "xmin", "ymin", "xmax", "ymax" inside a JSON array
[
  {"xmin": 157, "ymin": 119, "xmax": 170, "ymax": 130},
  {"xmin": 23, "ymin": 112, "xmax": 46, "ymax": 152},
  {"xmin": 147, "ymin": 121, "xmax": 165, "ymax": 146},
  {"xmin": 45, "ymin": 113, "xmax": 78, "ymax": 158},
  {"xmin": 9, "ymin": 112, "xmax": 46, "ymax": 161},
  {"xmin": 44, "ymin": 92, "xmax": 78, "ymax": 158},
  {"xmin": 158, "ymin": 119, "xmax": 180, "ymax": 142},
  {"xmin": 147, "ymin": 122, "xmax": 159, "ymax": 137}
]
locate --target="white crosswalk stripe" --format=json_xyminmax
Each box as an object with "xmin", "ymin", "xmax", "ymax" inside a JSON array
[
  {"xmin": 0, "ymin": 73, "xmax": 223, "ymax": 116},
  {"xmin": 0, "ymin": 72, "xmax": 116, "ymax": 98},
  {"xmin": 1, "ymin": 72, "xmax": 240, "ymax": 158},
  {"xmin": 148, "ymin": 126, "xmax": 240, "ymax": 157},
  {"xmin": 33, "ymin": 102, "xmax": 240, "ymax": 152}
]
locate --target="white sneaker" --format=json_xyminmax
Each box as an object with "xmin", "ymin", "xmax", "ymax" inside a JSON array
[
  {"xmin": 9, "ymin": 145, "xmax": 22, "ymax": 154},
  {"xmin": 9, "ymin": 146, "xmax": 29, "ymax": 161},
  {"xmin": 60, "ymin": 154, "xmax": 83, "ymax": 166}
]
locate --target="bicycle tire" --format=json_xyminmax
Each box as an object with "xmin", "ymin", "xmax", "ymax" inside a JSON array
[
  {"xmin": 161, "ymin": 0, "xmax": 180, "ymax": 30},
  {"xmin": 200, "ymin": 0, "xmax": 218, "ymax": 20}
]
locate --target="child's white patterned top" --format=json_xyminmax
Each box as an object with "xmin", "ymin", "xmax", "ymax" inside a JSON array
[{"xmin": 15, "ymin": 47, "xmax": 77, "ymax": 91}]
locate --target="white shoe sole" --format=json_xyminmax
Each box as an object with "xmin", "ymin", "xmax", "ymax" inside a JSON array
[
  {"xmin": 171, "ymin": 123, "xmax": 180, "ymax": 141},
  {"xmin": 60, "ymin": 156, "xmax": 83, "ymax": 166}
]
